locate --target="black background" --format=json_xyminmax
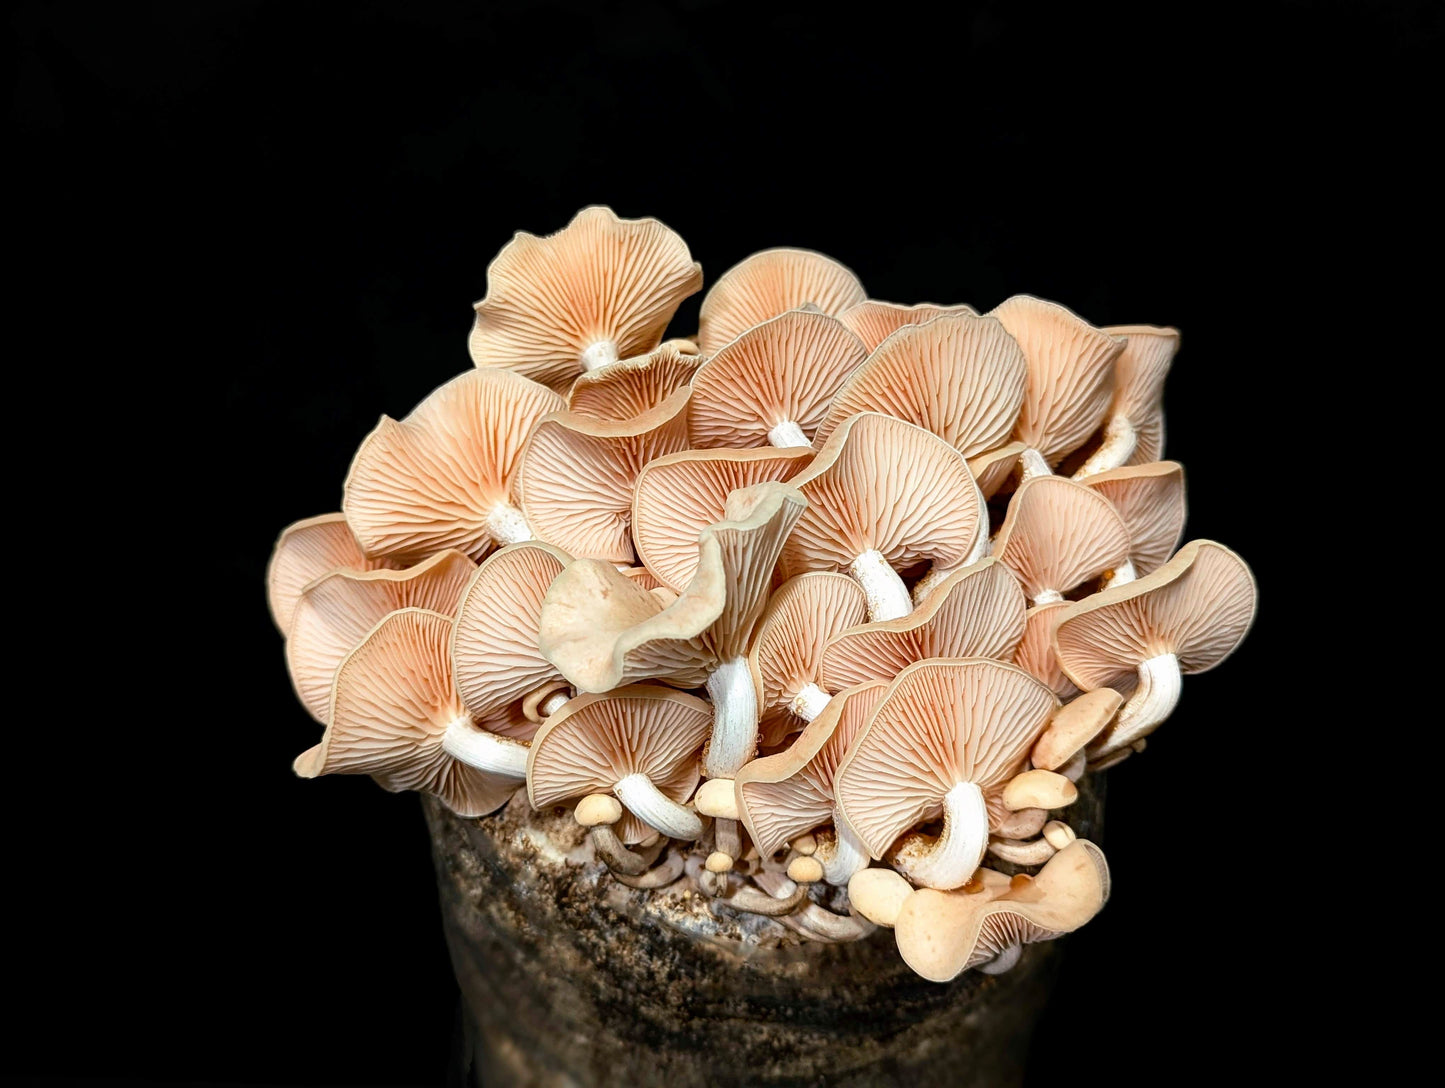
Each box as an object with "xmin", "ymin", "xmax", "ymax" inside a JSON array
[{"xmin": 10, "ymin": 1, "xmax": 1427, "ymax": 1085}]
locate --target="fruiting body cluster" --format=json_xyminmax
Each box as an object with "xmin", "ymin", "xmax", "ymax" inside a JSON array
[{"xmin": 268, "ymin": 206, "xmax": 1257, "ymax": 982}]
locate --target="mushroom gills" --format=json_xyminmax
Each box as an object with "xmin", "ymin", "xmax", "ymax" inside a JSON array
[
  {"xmin": 849, "ymin": 549, "xmax": 913, "ymax": 622},
  {"xmin": 440, "ymin": 718, "xmax": 529, "ymax": 777},
  {"xmin": 1089, "ymin": 652, "xmax": 1181, "ymax": 760},
  {"xmin": 613, "ymin": 772, "xmax": 704, "ymax": 840},
  {"xmin": 704, "ymin": 656, "xmax": 760, "ymax": 778},
  {"xmin": 485, "ymin": 500, "xmax": 534, "ymax": 545},
  {"xmin": 891, "ymin": 781, "xmax": 989, "ymax": 890}
]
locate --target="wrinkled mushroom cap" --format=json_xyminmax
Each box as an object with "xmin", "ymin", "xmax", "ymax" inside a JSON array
[
  {"xmin": 1081, "ymin": 461, "xmax": 1186, "ymax": 577},
  {"xmin": 469, "ymin": 206, "xmax": 703, "ymax": 391},
  {"xmin": 1053, "ymin": 539, "xmax": 1258, "ymax": 692},
  {"xmin": 1103, "ymin": 325, "xmax": 1180, "ymax": 464},
  {"xmin": 834, "ymin": 658, "xmax": 1059, "ymax": 860},
  {"xmin": 992, "ymin": 475, "xmax": 1131, "ymax": 600},
  {"xmin": 566, "ymin": 342, "xmax": 704, "ymax": 422},
  {"xmin": 819, "ymin": 559, "xmax": 1027, "ymax": 690},
  {"xmin": 267, "ymin": 513, "xmax": 395, "ymax": 632},
  {"xmin": 697, "ymin": 247, "xmax": 866, "ymax": 355},
  {"xmin": 526, "ymin": 685, "xmax": 710, "ymax": 843},
  {"xmin": 687, "ymin": 309, "xmax": 867, "ymax": 448},
  {"xmin": 814, "ymin": 313, "xmax": 1027, "ymax": 457},
  {"xmin": 343, "ymin": 369, "xmax": 564, "ymax": 562},
  {"xmin": 837, "ymin": 300, "xmax": 978, "ymax": 352}
]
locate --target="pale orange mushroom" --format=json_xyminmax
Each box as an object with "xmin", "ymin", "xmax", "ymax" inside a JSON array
[
  {"xmin": 836, "ymin": 300, "xmax": 978, "ymax": 352},
  {"xmin": 697, "ymin": 247, "xmax": 866, "ymax": 356},
  {"xmin": 1013, "ymin": 602, "xmax": 1081, "ymax": 700},
  {"xmin": 343, "ymin": 368, "xmax": 564, "ymax": 562},
  {"xmin": 1074, "ymin": 325, "xmax": 1180, "ymax": 478},
  {"xmin": 1080, "ymin": 461, "xmax": 1186, "ymax": 584},
  {"xmin": 566, "ymin": 341, "xmax": 704, "ymax": 422},
  {"xmin": 991, "ymin": 475, "xmax": 1131, "ymax": 605},
  {"xmin": 967, "ymin": 442, "xmax": 1026, "ymax": 501},
  {"xmin": 469, "ymin": 206, "xmax": 703, "ymax": 391},
  {"xmin": 266, "ymin": 513, "xmax": 397, "ymax": 633}
]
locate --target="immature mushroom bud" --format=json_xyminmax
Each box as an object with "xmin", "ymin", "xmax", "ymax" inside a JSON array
[
  {"xmin": 1013, "ymin": 602, "xmax": 1081, "ymax": 699},
  {"xmin": 748, "ymin": 573, "xmax": 868, "ymax": 744},
  {"xmin": 991, "ymin": 475, "xmax": 1131, "ymax": 605},
  {"xmin": 1001, "ymin": 769, "xmax": 1078, "ymax": 811},
  {"xmin": 819, "ymin": 559, "xmax": 1027, "ymax": 691},
  {"xmin": 836, "ymin": 300, "xmax": 978, "ymax": 352},
  {"xmin": 847, "ymin": 867, "xmax": 915, "ymax": 927},
  {"xmin": 343, "ymin": 369, "xmax": 564, "ymax": 561},
  {"xmin": 293, "ymin": 609, "xmax": 524, "ymax": 817},
  {"xmin": 468, "ymin": 205, "xmax": 703, "ymax": 391},
  {"xmin": 514, "ymin": 386, "xmax": 692, "ymax": 563},
  {"xmin": 990, "ymin": 295, "xmax": 1125, "ymax": 478},
  {"xmin": 736, "ymin": 682, "xmax": 887, "ymax": 885},
  {"xmin": 813, "ymin": 312, "xmax": 1028, "ymax": 459},
  {"xmin": 697, "ymin": 247, "xmax": 866, "ymax": 355},
  {"xmin": 526, "ymin": 685, "xmax": 710, "ymax": 843},
  {"xmin": 632, "ymin": 446, "xmax": 814, "ymax": 591},
  {"xmin": 778, "ymin": 413, "xmax": 985, "ymax": 623},
  {"xmin": 835, "ymin": 659, "xmax": 1058, "ymax": 890},
  {"xmin": 1053, "ymin": 539, "xmax": 1258, "ymax": 762},
  {"xmin": 1031, "ymin": 687, "xmax": 1124, "ymax": 770},
  {"xmin": 287, "ymin": 549, "xmax": 477, "ymax": 722},
  {"xmin": 1080, "ymin": 461, "xmax": 1186, "ymax": 585},
  {"xmin": 1074, "ymin": 326, "xmax": 1180, "ymax": 478},
  {"xmin": 688, "ymin": 309, "xmax": 868, "ymax": 449},
  {"xmin": 565, "ymin": 342, "xmax": 704, "ymax": 422},
  {"xmin": 266, "ymin": 513, "xmax": 397, "ymax": 632}
]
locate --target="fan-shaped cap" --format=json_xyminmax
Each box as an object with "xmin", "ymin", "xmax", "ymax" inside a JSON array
[
  {"xmin": 468, "ymin": 206, "xmax": 703, "ymax": 391},
  {"xmin": 748, "ymin": 573, "xmax": 869, "ymax": 746},
  {"xmin": 736, "ymin": 682, "xmax": 887, "ymax": 858},
  {"xmin": 1053, "ymin": 539, "xmax": 1258, "ymax": 692},
  {"xmin": 687, "ymin": 310, "xmax": 867, "ymax": 448},
  {"xmin": 267, "ymin": 514, "xmax": 396, "ymax": 632},
  {"xmin": 632, "ymin": 446, "xmax": 814, "ymax": 591},
  {"xmin": 525, "ymin": 685, "xmax": 710, "ymax": 843},
  {"xmin": 287, "ymin": 549, "xmax": 477, "ymax": 723},
  {"xmin": 837, "ymin": 301, "xmax": 978, "ymax": 352},
  {"xmin": 1081, "ymin": 461, "xmax": 1186, "ymax": 577},
  {"xmin": 343, "ymin": 369, "xmax": 564, "ymax": 562},
  {"xmin": 515, "ymin": 386, "xmax": 691, "ymax": 562},
  {"xmin": 820, "ymin": 559, "xmax": 1027, "ymax": 691},
  {"xmin": 814, "ymin": 313, "xmax": 1027, "ymax": 457},
  {"xmin": 293, "ymin": 608, "xmax": 520, "ymax": 817},
  {"xmin": 539, "ymin": 483, "xmax": 806, "ymax": 691},
  {"xmin": 894, "ymin": 840, "xmax": 1110, "ymax": 982},
  {"xmin": 834, "ymin": 659, "xmax": 1059, "ymax": 860},
  {"xmin": 451, "ymin": 541, "xmax": 571, "ymax": 724},
  {"xmin": 992, "ymin": 476, "xmax": 1131, "ymax": 602},
  {"xmin": 1013, "ymin": 602, "xmax": 1081, "ymax": 699},
  {"xmin": 1103, "ymin": 325, "xmax": 1179, "ymax": 464},
  {"xmin": 990, "ymin": 295, "xmax": 1124, "ymax": 466},
  {"xmin": 566, "ymin": 342, "xmax": 704, "ymax": 422},
  {"xmin": 697, "ymin": 248, "xmax": 866, "ymax": 355},
  {"xmin": 968, "ymin": 442, "xmax": 1025, "ymax": 500},
  {"xmin": 777, "ymin": 413, "xmax": 984, "ymax": 580},
  {"xmin": 1032, "ymin": 688, "xmax": 1123, "ymax": 771}
]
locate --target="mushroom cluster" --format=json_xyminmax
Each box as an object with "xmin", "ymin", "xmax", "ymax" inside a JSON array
[{"xmin": 268, "ymin": 206, "xmax": 1257, "ymax": 982}]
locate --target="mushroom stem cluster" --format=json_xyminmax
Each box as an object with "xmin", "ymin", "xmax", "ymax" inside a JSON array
[{"xmin": 272, "ymin": 206, "xmax": 1257, "ymax": 983}]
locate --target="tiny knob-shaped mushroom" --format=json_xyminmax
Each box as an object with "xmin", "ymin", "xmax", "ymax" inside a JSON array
[
  {"xmin": 575, "ymin": 793, "xmax": 623, "ymax": 827},
  {"xmin": 1002, "ymin": 769, "xmax": 1079, "ymax": 811},
  {"xmin": 695, "ymin": 778, "xmax": 740, "ymax": 820},
  {"xmin": 848, "ymin": 868, "xmax": 913, "ymax": 928},
  {"xmin": 1042, "ymin": 821, "xmax": 1076, "ymax": 850},
  {"xmin": 787, "ymin": 856, "xmax": 825, "ymax": 884}
]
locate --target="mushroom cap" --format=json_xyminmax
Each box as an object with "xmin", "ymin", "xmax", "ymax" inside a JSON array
[
  {"xmin": 967, "ymin": 442, "xmax": 1026, "ymax": 500},
  {"xmin": 632, "ymin": 446, "xmax": 814, "ymax": 591},
  {"xmin": 777, "ymin": 413, "xmax": 984, "ymax": 580},
  {"xmin": 894, "ymin": 840, "xmax": 1110, "ymax": 981},
  {"xmin": 847, "ymin": 867, "xmax": 916, "ymax": 927},
  {"xmin": 450, "ymin": 541, "xmax": 571, "ymax": 724},
  {"xmin": 1032, "ymin": 688, "xmax": 1124, "ymax": 771},
  {"xmin": 538, "ymin": 483, "xmax": 806, "ymax": 690},
  {"xmin": 343, "ymin": 368, "xmax": 565, "ymax": 562},
  {"xmin": 836, "ymin": 300, "xmax": 978, "ymax": 352},
  {"xmin": 687, "ymin": 309, "xmax": 868, "ymax": 448},
  {"xmin": 293, "ymin": 608, "xmax": 520, "ymax": 818},
  {"xmin": 697, "ymin": 247, "xmax": 866, "ymax": 355},
  {"xmin": 525, "ymin": 685, "xmax": 710, "ymax": 844},
  {"xmin": 566, "ymin": 342, "xmax": 704, "ymax": 422},
  {"xmin": 992, "ymin": 475, "xmax": 1131, "ymax": 600},
  {"xmin": 515, "ymin": 385, "xmax": 692, "ymax": 562},
  {"xmin": 1081, "ymin": 461, "xmax": 1186, "ymax": 577},
  {"xmin": 287, "ymin": 549, "xmax": 477, "ymax": 722},
  {"xmin": 747, "ymin": 572, "xmax": 869, "ymax": 746},
  {"xmin": 834, "ymin": 658, "xmax": 1059, "ymax": 860},
  {"xmin": 267, "ymin": 513, "xmax": 396, "ymax": 632},
  {"xmin": 735, "ymin": 681, "xmax": 888, "ymax": 857},
  {"xmin": 1053, "ymin": 539, "xmax": 1258, "ymax": 692},
  {"xmin": 1103, "ymin": 325, "xmax": 1180, "ymax": 463},
  {"xmin": 469, "ymin": 206, "xmax": 703, "ymax": 391},
  {"xmin": 819, "ymin": 559, "xmax": 1028, "ymax": 691},
  {"xmin": 1013, "ymin": 602, "xmax": 1081, "ymax": 699},
  {"xmin": 990, "ymin": 295, "xmax": 1124, "ymax": 466},
  {"xmin": 814, "ymin": 313, "xmax": 1028, "ymax": 457}
]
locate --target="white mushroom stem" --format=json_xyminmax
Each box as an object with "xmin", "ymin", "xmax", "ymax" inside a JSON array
[
  {"xmin": 613, "ymin": 772, "xmax": 704, "ymax": 840},
  {"xmin": 783, "ymin": 903, "xmax": 876, "ymax": 943},
  {"xmin": 767, "ymin": 419, "xmax": 812, "ymax": 448},
  {"xmin": 485, "ymin": 500, "xmax": 533, "ymax": 545},
  {"xmin": 986, "ymin": 836, "xmax": 1057, "ymax": 865},
  {"xmin": 789, "ymin": 682, "xmax": 832, "ymax": 723},
  {"xmin": 893, "ymin": 781, "xmax": 989, "ymax": 890},
  {"xmin": 1089, "ymin": 652, "xmax": 1181, "ymax": 760},
  {"xmin": 579, "ymin": 339, "xmax": 620, "ymax": 371},
  {"xmin": 1073, "ymin": 415, "xmax": 1136, "ymax": 480},
  {"xmin": 1019, "ymin": 446, "xmax": 1053, "ymax": 480},
  {"xmin": 440, "ymin": 718, "xmax": 529, "ymax": 778},
  {"xmin": 817, "ymin": 815, "xmax": 870, "ymax": 886},
  {"xmin": 1101, "ymin": 557, "xmax": 1137, "ymax": 589},
  {"xmin": 704, "ymin": 657, "xmax": 759, "ymax": 778},
  {"xmin": 978, "ymin": 944, "xmax": 1023, "ymax": 975},
  {"xmin": 914, "ymin": 521, "xmax": 991, "ymax": 606},
  {"xmin": 849, "ymin": 549, "xmax": 913, "ymax": 622},
  {"xmin": 1032, "ymin": 588, "xmax": 1065, "ymax": 605},
  {"xmin": 539, "ymin": 690, "xmax": 568, "ymax": 717}
]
